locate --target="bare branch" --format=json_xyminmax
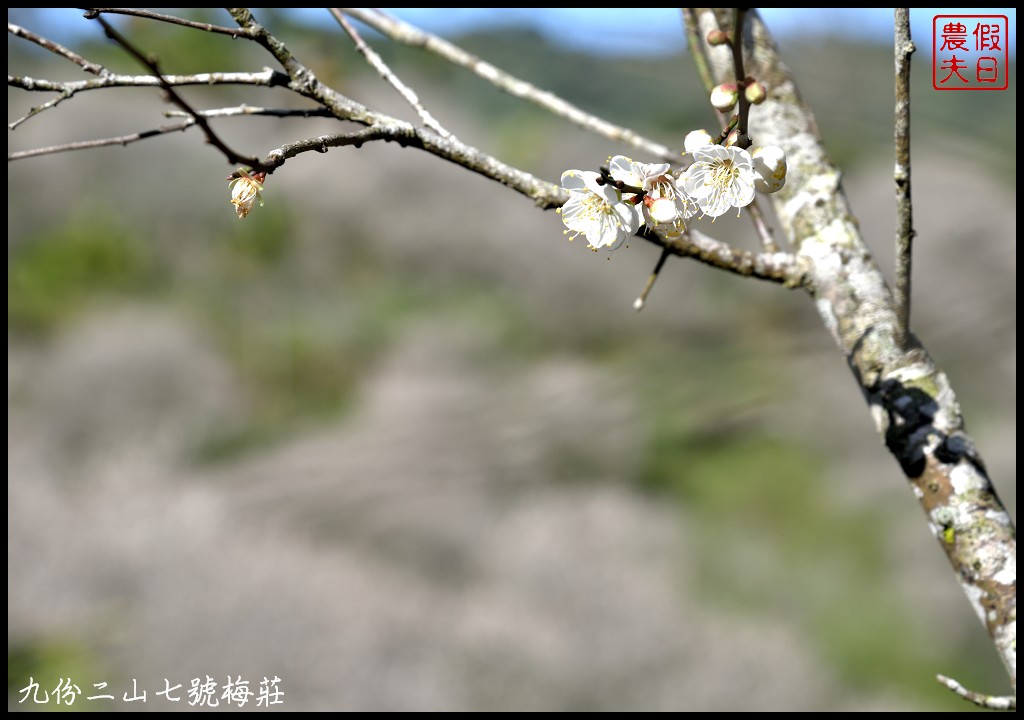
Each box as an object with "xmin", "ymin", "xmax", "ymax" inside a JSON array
[
  {"xmin": 8, "ymin": 22, "xmax": 105, "ymax": 75},
  {"xmin": 82, "ymin": 8, "xmax": 251, "ymax": 37},
  {"xmin": 8, "ymin": 68, "xmax": 291, "ymax": 132},
  {"xmin": 8, "ymin": 88, "xmax": 75, "ymax": 131},
  {"xmin": 730, "ymin": 9, "xmax": 753, "ymax": 146},
  {"xmin": 9, "ymin": 69, "xmax": 290, "ymax": 94},
  {"xmin": 893, "ymin": 8, "xmax": 916, "ymax": 349},
  {"xmin": 85, "ymin": 14, "xmax": 269, "ymax": 172},
  {"xmin": 653, "ymin": 227, "xmax": 803, "ymax": 286},
  {"xmin": 8, "ymin": 122, "xmax": 191, "ymax": 161},
  {"xmin": 262, "ymin": 123, "xmax": 564, "ymax": 207},
  {"xmin": 164, "ymin": 106, "xmax": 334, "ymax": 120},
  {"xmin": 10, "ymin": 104, "xmax": 337, "ymax": 161},
  {"xmin": 747, "ymin": 201, "xmax": 780, "ymax": 253},
  {"xmin": 633, "ymin": 247, "xmax": 672, "ymax": 311},
  {"xmin": 936, "ymin": 674, "xmax": 1016, "ymax": 711},
  {"xmin": 328, "ymin": 9, "xmax": 454, "ymax": 140},
  {"xmin": 339, "ymin": 7, "xmax": 678, "ymax": 163}
]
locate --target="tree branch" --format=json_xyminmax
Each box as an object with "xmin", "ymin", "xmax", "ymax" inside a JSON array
[
  {"xmin": 937, "ymin": 674, "xmax": 1016, "ymax": 710},
  {"xmin": 84, "ymin": 12, "xmax": 270, "ymax": 172},
  {"xmin": 82, "ymin": 7, "xmax": 251, "ymax": 38},
  {"xmin": 8, "ymin": 122, "xmax": 191, "ymax": 160},
  {"xmin": 8, "ymin": 22, "xmax": 105, "ymax": 75},
  {"xmin": 894, "ymin": 8, "xmax": 916, "ymax": 350},
  {"xmin": 8, "ymin": 69, "xmax": 290, "ymax": 94},
  {"xmin": 688, "ymin": 8, "xmax": 1016, "ymax": 694},
  {"xmin": 328, "ymin": 9, "xmax": 454, "ymax": 140},
  {"xmin": 338, "ymin": 7, "xmax": 678, "ymax": 163}
]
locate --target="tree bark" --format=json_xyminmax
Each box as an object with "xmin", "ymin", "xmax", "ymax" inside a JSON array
[{"xmin": 688, "ymin": 8, "xmax": 1016, "ymax": 692}]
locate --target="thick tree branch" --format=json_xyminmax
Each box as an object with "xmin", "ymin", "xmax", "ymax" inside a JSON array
[{"xmin": 688, "ymin": 8, "xmax": 1016, "ymax": 695}]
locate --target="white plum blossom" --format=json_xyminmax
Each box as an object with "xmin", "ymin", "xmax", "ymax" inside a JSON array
[
  {"xmin": 678, "ymin": 144, "xmax": 756, "ymax": 218},
  {"xmin": 607, "ymin": 155, "xmax": 695, "ymax": 235},
  {"xmin": 683, "ymin": 129, "xmax": 714, "ymax": 154},
  {"xmin": 558, "ymin": 169, "xmax": 641, "ymax": 251},
  {"xmin": 751, "ymin": 145, "xmax": 788, "ymax": 194}
]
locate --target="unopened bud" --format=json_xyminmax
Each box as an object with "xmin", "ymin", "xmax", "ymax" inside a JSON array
[
  {"xmin": 744, "ymin": 80, "xmax": 768, "ymax": 105},
  {"xmin": 706, "ymin": 30, "xmax": 730, "ymax": 46},
  {"xmin": 710, "ymin": 83, "xmax": 739, "ymax": 112}
]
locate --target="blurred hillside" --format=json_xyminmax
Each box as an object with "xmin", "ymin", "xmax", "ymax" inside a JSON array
[{"xmin": 8, "ymin": 9, "xmax": 1016, "ymax": 712}]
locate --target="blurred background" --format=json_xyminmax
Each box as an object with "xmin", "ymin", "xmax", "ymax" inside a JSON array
[{"xmin": 7, "ymin": 8, "xmax": 1016, "ymax": 711}]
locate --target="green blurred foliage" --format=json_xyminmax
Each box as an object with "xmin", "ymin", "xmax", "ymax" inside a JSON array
[
  {"xmin": 8, "ymin": 638, "xmax": 111, "ymax": 712},
  {"xmin": 8, "ymin": 211, "xmax": 161, "ymax": 334}
]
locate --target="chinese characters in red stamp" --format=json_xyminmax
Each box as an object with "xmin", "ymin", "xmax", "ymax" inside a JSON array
[{"xmin": 933, "ymin": 15, "xmax": 1009, "ymax": 90}]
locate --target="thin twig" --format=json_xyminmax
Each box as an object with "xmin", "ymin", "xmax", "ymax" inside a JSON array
[
  {"xmin": 339, "ymin": 7, "xmax": 677, "ymax": 162},
  {"xmin": 8, "ymin": 122, "xmax": 192, "ymax": 160},
  {"xmin": 164, "ymin": 106, "xmax": 334, "ymax": 120},
  {"xmin": 84, "ymin": 13, "xmax": 271, "ymax": 172},
  {"xmin": 329, "ymin": 9, "xmax": 454, "ymax": 140},
  {"xmin": 893, "ymin": 8, "xmax": 916, "ymax": 348},
  {"xmin": 11, "ymin": 105, "xmax": 336, "ymax": 161},
  {"xmin": 684, "ymin": 10, "xmax": 783, "ymax": 257},
  {"xmin": 634, "ymin": 247, "xmax": 672, "ymax": 311},
  {"xmin": 9, "ymin": 69, "xmax": 290, "ymax": 94},
  {"xmin": 747, "ymin": 200, "xmax": 780, "ymax": 253},
  {"xmin": 8, "ymin": 89, "xmax": 75, "ymax": 131},
  {"xmin": 8, "ymin": 22, "xmax": 105, "ymax": 75},
  {"xmin": 936, "ymin": 674, "xmax": 1016, "ymax": 711},
  {"xmin": 8, "ymin": 68, "xmax": 290, "ymax": 131},
  {"xmin": 730, "ymin": 9, "xmax": 752, "ymax": 147},
  {"xmin": 82, "ymin": 8, "xmax": 250, "ymax": 37}
]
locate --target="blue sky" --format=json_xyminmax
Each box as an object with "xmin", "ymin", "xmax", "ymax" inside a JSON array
[{"xmin": 10, "ymin": 8, "xmax": 1016, "ymax": 57}]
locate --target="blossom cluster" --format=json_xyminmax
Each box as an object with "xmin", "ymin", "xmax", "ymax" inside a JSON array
[{"xmin": 558, "ymin": 132, "xmax": 787, "ymax": 252}]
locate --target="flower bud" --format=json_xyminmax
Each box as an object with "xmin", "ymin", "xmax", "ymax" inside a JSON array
[
  {"xmin": 751, "ymin": 146, "xmax": 787, "ymax": 193},
  {"xmin": 744, "ymin": 80, "xmax": 768, "ymax": 105},
  {"xmin": 706, "ymin": 30, "xmax": 730, "ymax": 46},
  {"xmin": 710, "ymin": 83, "xmax": 739, "ymax": 112}
]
